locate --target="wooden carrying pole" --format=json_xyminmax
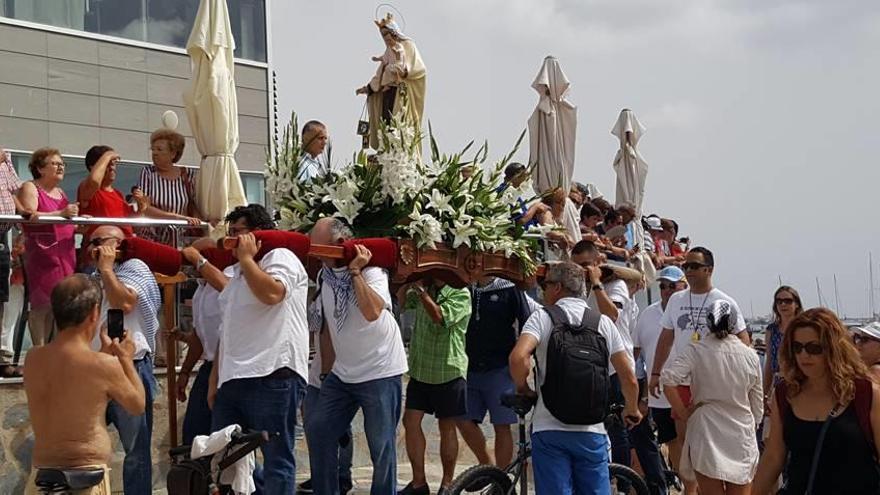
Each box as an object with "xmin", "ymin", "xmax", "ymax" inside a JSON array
[{"xmin": 156, "ymin": 272, "xmax": 187, "ymax": 449}]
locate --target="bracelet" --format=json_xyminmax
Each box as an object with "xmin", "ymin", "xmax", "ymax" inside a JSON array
[{"xmin": 651, "ymin": 372, "xmax": 661, "ymax": 377}]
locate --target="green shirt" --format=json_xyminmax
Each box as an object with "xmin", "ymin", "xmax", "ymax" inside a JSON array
[{"xmin": 407, "ymin": 285, "xmax": 472, "ymax": 384}]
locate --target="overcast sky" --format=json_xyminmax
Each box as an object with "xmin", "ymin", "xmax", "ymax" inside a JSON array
[{"xmin": 270, "ymin": 0, "xmax": 880, "ymax": 319}]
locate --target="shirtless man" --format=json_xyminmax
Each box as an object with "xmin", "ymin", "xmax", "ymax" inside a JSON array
[{"xmin": 23, "ymin": 274, "xmax": 145, "ymax": 494}]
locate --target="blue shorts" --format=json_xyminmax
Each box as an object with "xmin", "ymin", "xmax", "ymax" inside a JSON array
[{"xmin": 465, "ymin": 367, "xmax": 517, "ymax": 425}]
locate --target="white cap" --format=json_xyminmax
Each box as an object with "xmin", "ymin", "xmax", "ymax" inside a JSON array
[{"xmin": 853, "ymin": 322, "xmax": 880, "ymax": 340}]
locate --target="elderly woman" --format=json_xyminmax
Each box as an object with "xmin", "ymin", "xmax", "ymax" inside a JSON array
[
  {"xmin": 138, "ymin": 129, "xmax": 202, "ymax": 245},
  {"xmin": 17, "ymin": 148, "xmax": 78, "ymax": 346}
]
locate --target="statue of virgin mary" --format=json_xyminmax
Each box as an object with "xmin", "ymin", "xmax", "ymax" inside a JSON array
[{"xmin": 356, "ymin": 13, "xmax": 427, "ymax": 150}]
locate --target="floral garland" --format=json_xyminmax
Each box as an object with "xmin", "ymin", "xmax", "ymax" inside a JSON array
[{"xmin": 266, "ymin": 111, "xmax": 543, "ymax": 275}]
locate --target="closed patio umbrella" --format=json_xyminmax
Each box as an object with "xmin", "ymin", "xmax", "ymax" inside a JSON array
[
  {"xmin": 184, "ymin": 0, "xmax": 247, "ymax": 232},
  {"xmin": 527, "ymin": 56, "xmax": 581, "ymax": 244}
]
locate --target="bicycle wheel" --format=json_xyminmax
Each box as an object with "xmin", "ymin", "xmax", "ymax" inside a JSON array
[
  {"xmin": 609, "ymin": 463, "xmax": 650, "ymax": 495},
  {"xmin": 447, "ymin": 464, "xmax": 514, "ymax": 494}
]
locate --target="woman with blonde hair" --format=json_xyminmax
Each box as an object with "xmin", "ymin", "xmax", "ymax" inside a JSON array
[{"xmin": 754, "ymin": 307, "xmax": 880, "ymax": 494}]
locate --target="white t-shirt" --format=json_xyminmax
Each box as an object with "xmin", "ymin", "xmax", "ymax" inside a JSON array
[
  {"xmin": 588, "ymin": 279, "xmax": 634, "ymax": 374},
  {"xmin": 632, "ymin": 302, "xmax": 670, "ymax": 408},
  {"xmin": 659, "ymin": 288, "xmax": 747, "ymax": 367},
  {"xmin": 523, "ymin": 297, "xmax": 627, "ymax": 434},
  {"xmin": 191, "ymin": 266, "xmax": 234, "ymax": 362},
  {"xmin": 321, "ymin": 266, "xmax": 408, "ymax": 384},
  {"xmin": 94, "ymin": 296, "xmax": 151, "ymax": 360},
  {"xmin": 216, "ymin": 248, "xmax": 310, "ymax": 387}
]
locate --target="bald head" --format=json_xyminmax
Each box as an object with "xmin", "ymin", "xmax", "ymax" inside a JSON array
[
  {"xmin": 89, "ymin": 225, "xmax": 125, "ymax": 244},
  {"xmin": 309, "ymin": 217, "xmax": 353, "ymax": 246}
]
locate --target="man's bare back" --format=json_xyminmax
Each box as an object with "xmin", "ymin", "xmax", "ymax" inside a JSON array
[{"xmin": 25, "ymin": 329, "xmax": 144, "ymax": 468}]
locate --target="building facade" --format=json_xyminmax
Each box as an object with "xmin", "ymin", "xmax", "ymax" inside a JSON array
[{"xmin": 0, "ymin": 0, "xmax": 271, "ymax": 204}]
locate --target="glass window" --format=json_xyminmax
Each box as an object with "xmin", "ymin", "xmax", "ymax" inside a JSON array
[{"xmin": 2, "ymin": 0, "xmax": 267, "ymax": 62}]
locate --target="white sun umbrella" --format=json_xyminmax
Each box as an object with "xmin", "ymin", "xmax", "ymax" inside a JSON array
[
  {"xmin": 611, "ymin": 108, "xmax": 654, "ymax": 281},
  {"xmin": 184, "ymin": 0, "xmax": 247, "ymax": 235},
  {"xmin": 527, "ymin": 56, "xmax": 581, "ymax": 244}
]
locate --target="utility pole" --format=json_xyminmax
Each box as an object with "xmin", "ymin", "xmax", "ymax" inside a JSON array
[{"xmin": 871, "ymin": 253, "xmax": 876, "ymax": 319}]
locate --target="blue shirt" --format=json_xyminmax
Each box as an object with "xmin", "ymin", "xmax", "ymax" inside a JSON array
[{"xmin": 496, "ymin": 183, "xmax": 538, "ymax": 229}]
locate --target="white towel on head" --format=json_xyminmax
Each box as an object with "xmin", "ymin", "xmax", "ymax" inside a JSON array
[{"xmin": 191, "ymin": 424, "xmax": 256, "ymax": 495}]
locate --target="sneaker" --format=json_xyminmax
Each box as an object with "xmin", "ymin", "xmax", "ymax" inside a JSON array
[
  {"xmin": 340, "ymin": 479, "xmax": 353, "ymax": 494},
  {"xmin": 296, "ymin": 478, "xmax": 314, "ymax": 494},
  {"xmin": 397, "ymin": 481, "xmax": 430, "ymax": 495}
]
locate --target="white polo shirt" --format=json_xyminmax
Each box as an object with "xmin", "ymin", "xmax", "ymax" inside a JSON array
[
  {"xmin": 321, "ymin": 266, "xmax": 408, "ymax": 384},
  {"xmin": 523, "ymin": 296, "xmax": 627, "ymax": 434},
  {"xmin": 216, "ymin": 248, "xmax": 309, "ymax": 388}
]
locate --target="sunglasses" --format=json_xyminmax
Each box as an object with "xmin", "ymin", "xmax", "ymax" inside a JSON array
[
  {"xmin": 682, "ymin": 262, "xmax": 709, "ymax": 271},
  {"xmin": 659, "ymin": 282, "xmax": 677, "ymax": 290},
  {"xmin": 775, "ymin": 298, "xmax": 796, "ymax": 305},
  {"xmin": 89, "ymin": 236, "xmax": 123, "ymax": 246},
  {"xmin": 854, "ymin": 334, "xmax": 880, "ymax": 346},
  {"xmin": 792, "ymin": 341, "xmax": 824, "ymax": 356}
]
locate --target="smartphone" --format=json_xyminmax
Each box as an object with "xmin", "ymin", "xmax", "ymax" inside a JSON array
[
  {"xmin": 222, "ymin": 237, "xmax": 239, "ymax": 250},
  {"xmin": 107, "ymin": 309, "xmax": 125, "ymax": 341}
]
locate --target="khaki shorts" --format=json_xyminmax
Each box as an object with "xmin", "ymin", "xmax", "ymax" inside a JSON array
[{"xmin": 25, "ymin": 464, "xmax": 111, "ymax": 495}]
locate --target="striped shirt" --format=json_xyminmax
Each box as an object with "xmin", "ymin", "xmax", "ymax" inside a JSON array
[
  {"xmin": 112, "ymin": 259, "xmax": 161, "ymax": 358},
  {"xmin": 0, "ymin": 149, "xmax": 22, "ymax": 236},
  {"xmin": 137, "ymin": 165, "xmax": 196, "ymax": 245}
]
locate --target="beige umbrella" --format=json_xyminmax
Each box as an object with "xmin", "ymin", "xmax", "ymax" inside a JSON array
[{"xmin": 184, "ymin": 0, "xmax": 247, "ymax": 232}]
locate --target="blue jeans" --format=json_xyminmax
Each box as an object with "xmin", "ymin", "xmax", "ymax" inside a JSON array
[
  {"xmin": 532, "ymin": 430, "xmax": 610, "ymax": 495},
  {"xmin": 303, "ymin": 385, "xmax": 353, "ymax": 486},
  {"xmin": 106, "ymin": 356, "xmax": 156, "ymax": 495},
  {"xmin": 182, "ymin": 361, "xmax": 213, "ymax": 445},
  {"xmin": 306, "ymin": 373, "xmax": 402, "ymax": 495},
  {"xmin": 608, "ymin": 375, "xmax": 668, "ymax": 495},
  {"xmin": 211, "ymin": 371, "xmax": 305, "ymax": 495}
]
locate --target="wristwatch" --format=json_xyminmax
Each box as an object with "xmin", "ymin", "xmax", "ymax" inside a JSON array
[
  {"xmin": 195, "ymin": 257, "xmax": 208, "ymax": 271},
  {"xmin": 591, "ymin": 284, "xmax": 603, "ymax": 292}
]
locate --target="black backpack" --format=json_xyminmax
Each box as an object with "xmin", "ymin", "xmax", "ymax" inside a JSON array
[{"xmin": 539, "ymin": 305, "xmax": 610, "ymax": 425}]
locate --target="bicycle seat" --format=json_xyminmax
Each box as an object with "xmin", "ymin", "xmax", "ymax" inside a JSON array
[
  {"xmin": 35, "ymin": 467, "xmax": 104, "ymax": 491},
  {"xmin": 501, "ymin": 393, "xmax": 537, "ymax": 416}
]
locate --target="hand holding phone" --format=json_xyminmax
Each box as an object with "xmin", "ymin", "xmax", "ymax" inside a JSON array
[{"xmin": 107, "ymin": 309, "xmax": 125, "ymax": 341}]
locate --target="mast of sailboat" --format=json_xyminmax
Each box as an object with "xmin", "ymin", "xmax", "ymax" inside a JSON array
[
  {"xmin": 871, "ymin": 252, "xmax": 876, "ymax": 319},
  {"xmin": 834, "ymin": 274, "xmax": 842, "ymax": 317},
  {"xmin": 816, "ymin": 277, "xmax": 824, "ymax": 308}
]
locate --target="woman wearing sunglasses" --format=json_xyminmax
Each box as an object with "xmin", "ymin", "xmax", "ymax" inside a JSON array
[{"xmin": 754, "ymin": 308, "xmax": 880, "ymax": 494}]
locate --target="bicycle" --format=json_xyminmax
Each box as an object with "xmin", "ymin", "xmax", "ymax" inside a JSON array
[
  {"xmin": 447, "ymin": 393, "xmax": 650, "ymax": 494},
  {"xmin": 167, "ymin": 430, "xmax": 277, "ymax": 495}
]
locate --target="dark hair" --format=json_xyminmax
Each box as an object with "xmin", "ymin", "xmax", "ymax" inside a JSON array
[
  {"xmin": 52, "ymin": 274, "xmax": 102, "ymax": 331},
  {"xmin": 85, "ymin": 145, "xmax": 114, "ymax": 171},
  {"xmin": 592, "ymin": 197, "xmax": 612, "ymax": 215},
  {"xmin": 225, "ymin": 204, "xmax": 276, "ymax": 231},
  {"xmin": 150, "ymin": 129, "xmax": 186, "ymax": 163},
  {"xmin": 660, "ymin": 218, "xmax": 676, "ymax": 233},
  {"xmin": 772, "ymin": 285, "xmax": 803, "ymax": 324},
  {"xmin": 580, "ymin": 202, "xmax": 601, "ymax": 221},
  {"xmin": 604, "ymin": 209, "xmax": 622, "ymax": 225},
  {"xmin": 689, "ymin": 246, "xmax": 714, "ymax": 267},
  {"xmin": 29, "ymin": 147, "xmax": 61, "ymax": 179},
  {"xmin": 572, "ymin": 240, "xmax": 598, "ymax": 256},
  {"xmin": 504, "ymin": 162, "xmax": 526, "ymax": 181}
]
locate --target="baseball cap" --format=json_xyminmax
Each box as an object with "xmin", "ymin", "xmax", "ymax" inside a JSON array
[
  {"xmin": 853, "ymin": 322, "xmax": 880, "ymax": 340},
  {"xmin": 657, "ymin": 266, "xmax": 685, "ymax": 282}
]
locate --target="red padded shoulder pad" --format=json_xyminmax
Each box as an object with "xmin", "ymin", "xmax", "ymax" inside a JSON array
[
  {"xmin": 342, "ymin": 238, "xmax": 397, "ymax": 269},
  {"xmin": 201, "ymin": 230, "xmax": 312, "ymax": 270},
  {"xmin": 121, "ymin": 237, "xmax": 183, "ymax": 276}
]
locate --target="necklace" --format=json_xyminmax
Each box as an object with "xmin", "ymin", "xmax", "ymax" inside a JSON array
[{"xmin": 687, "ymin": 289, "xmax": 712, "ymax": 342}]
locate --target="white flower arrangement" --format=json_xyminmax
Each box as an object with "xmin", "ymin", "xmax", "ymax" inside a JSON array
[{"xmin": 266, "ymin": 111, "xmax": 540, "ymax": 274}]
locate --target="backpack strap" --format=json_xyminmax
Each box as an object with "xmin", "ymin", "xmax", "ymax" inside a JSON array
[
  {"xmin": 854, "ymin": 378, "xmax": 876, "ymax": 456},
  {"xmin": 578, "ymin": 307, "xmax": 602, "ymax": 334},
  {"xmin": 543, "ymin": 304, "xmax": 568, "ymax": 329}
]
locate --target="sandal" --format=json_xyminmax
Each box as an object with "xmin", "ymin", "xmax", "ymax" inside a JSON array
[{"xmin": 0, "ymin": 364, "xmax": 22, "ymax": 378}]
